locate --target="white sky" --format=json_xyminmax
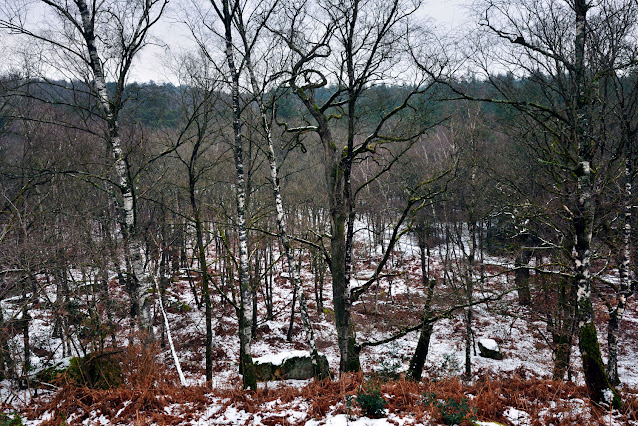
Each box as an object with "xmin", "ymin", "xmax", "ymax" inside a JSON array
[
  {"xmin": 0, "ymin": 0, "xmax": 468, "ymax": 84},
  {"xmin": 132, "ymin": 0, "xmax": 469, "ymax": 83}
]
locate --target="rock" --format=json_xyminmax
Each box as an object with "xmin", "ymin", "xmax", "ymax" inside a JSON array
[
  {"xmin": 478, "ymin": 338, "xmax": 503, "ymax": 360},
  {"xmin": 66, "ymin": 352, "xmax": 123, "ymax": 389},
  {"xmin": 254, "ymin": 350, "xmax": 330, "ymax": 381}
]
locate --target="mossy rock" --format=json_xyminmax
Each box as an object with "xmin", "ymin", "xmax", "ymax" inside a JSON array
[
  {"xmin": 66, "ymin": 352, "xmax": 123, "ymax": 389},
  {"xmin": 254, "ymin": 351, "xmax": 330, "ymax": 381},
  {"xmin": 167, "ymin": 300, "xmax": 191, "ymax": 313}
]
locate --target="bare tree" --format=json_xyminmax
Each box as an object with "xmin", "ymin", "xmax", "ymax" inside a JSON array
[
  {"xmin": 231, "ymin": 0, "xmax": 328, "ymax": 377},
  {"xmin": 272, "ymin": 0, "xmax": 442, "ymax": 372}
]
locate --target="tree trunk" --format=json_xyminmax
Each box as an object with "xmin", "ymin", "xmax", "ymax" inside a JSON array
[
  {"xmin": 408, "ymin": 235, "xmax": 436, "ymax": 381},
  {"xmin": 515, "ymin": 250, "xmax": 532, "ymax": 305},
  {"xmin": 607, "ymin": 156, "xmax": 633, "ymax": 386},
  {"xmin": 464, "ymin": 220, "xmax": 477, "ymax": 379},
  {"xmin": 0, "ymin": 301, "xmax": 13, "ymax": 380},
  {"xmin": 332, "ymin": 205, "xmax": 360, "ymax": 372},
  {"xmin": 216, "ymin": 0, "xmax": 255, "ymax": 389},
  {"xmin": 573, "ymin": 0, "xmax": 618, "ymax": 407},
  {"xmin": 551, "ymin": 277, "xmax": 573, "ymax": 380},
  {"xmin": 155, "ymin": 279, "xmax": 186, "ymax": 386},
  {"xmin": 190, "ymin": 176, "xmax": 213, "ymax": 383},
  {"xmin": 287, "ymin": 279, "xmax": 298, "ymax": 342},
  {"xmin": 100, "ymin": 268, "xmax": 116, "ymax": 348},
  {"xmin": 76, "ymin": 0, "xmax": 152, "ymax": 339},
  {"xmin": 265, "ymin": 246, "xmax": 273, "ymax": 320}
]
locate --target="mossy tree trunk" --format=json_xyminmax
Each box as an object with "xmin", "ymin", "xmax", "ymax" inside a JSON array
[
  {"xmin": 408, "ymin": 231, "xmax": 436, "ymax": 381},
  {"xmin": 572, "ymin": 0, "xmax": 618, "ymax": 407}
]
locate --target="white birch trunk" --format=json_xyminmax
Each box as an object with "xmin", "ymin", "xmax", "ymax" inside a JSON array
[
  {"xmin": 75, "ymin": 0, "xmax": 152, "ymax": 336},
  {"xmin": 155, "ymin": 277, "xmax": 187, "ymax": 386},
  {"xmin": 607, "ymin": 157, "xmax": 632, "ymax": 385},
  {"xmin": 217, "ymin": 0, "xmax": 255, "ymax": 389},
  {"xmin": 241, "ymin": 40, "xmax": 324, "ymax": 376}
]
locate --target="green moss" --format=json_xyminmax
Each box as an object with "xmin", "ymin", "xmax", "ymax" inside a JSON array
[
  {"xmin": 0, "ymin": 413, "xmax": 23, "ymax": 426},
  {"xmin": 36, "ymin": 363, "xmax": 67, "ymax": 385},
  {"xmin": 168, "ymin": 300, "xmax": 191, "ymax": 312},
  {"xmin": 322, "ymin": 307, "xmax": 335, "ymax": 315},
  {"xmin": 578, "ymin": 322, "xmax": 621, "ymax": 408},
  {"xmin": 314, "ymin": 354, "xmax": 331, "ymax": 380},
  {"xmin": 241, "ymin": 353, "xmax": 257, "ymax": 390},
  {"xmin": 66, "ymin": 353, "xmax": 122, "ymax": 390},
  {"xmin": 345, "ymin": 336, "xmax": 361, "ymax": 372}
]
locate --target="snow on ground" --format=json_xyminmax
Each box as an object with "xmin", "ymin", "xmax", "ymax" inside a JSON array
[{"xmin": 2, "ymin": 217, "xmax": 638, "ymax": 424}]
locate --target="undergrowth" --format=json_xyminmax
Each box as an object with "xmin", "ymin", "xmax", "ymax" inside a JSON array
[
  {"xmin": 349, "ymin": 382, "xmax": 387, "ymax": 418},
  {"xmin": 0, "ymin": 413, "xmax": 23, "ymax": 426},
  {"xmin": 24, "ymin": 345, "xmax": 209, "ymax": 426},
  {"xmin": 9, "ymin": 363, "xmax": 638, "ymax": 425}
]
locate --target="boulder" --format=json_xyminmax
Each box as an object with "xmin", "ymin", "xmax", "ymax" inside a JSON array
[
  {"xmin": 66, "ymin": 352, "xmax": 123, "ymax": 389},
  {"xmin": 478, "ymin": 338, "xmax": 503, "ymax": 360},
  {"xmin": 254, "ymin": 350, "xmax": 330, "ymax": 381}
]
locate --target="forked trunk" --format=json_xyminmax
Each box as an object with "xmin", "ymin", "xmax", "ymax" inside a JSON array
[{"xmin": 408, "ymin": 241, "xmax": 436, "ymax": 381}]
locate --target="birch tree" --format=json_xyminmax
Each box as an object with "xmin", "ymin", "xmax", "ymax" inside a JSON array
[
  {"xmin": 588, "ymin": 2, "xmax": 638, "ymax": 385},
  {"xmin": 184, "ymin": 0, "xmax": 258, "ymax": 389},
  {"xmin": 228, "ymin": 0, "xmax": 328, "ymax": 377},
  {"xmin": 0, "ymin": 0, "xmax": 169, "ymax": 340}
]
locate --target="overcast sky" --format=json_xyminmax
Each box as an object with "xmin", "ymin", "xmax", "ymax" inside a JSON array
[
  {"xmin": 128, "ymin": 0, "xmax": 469, "ymax": 83},
  {"xmin": 0, "ymin": 0, "xmax": 469, "ymax": 83}
]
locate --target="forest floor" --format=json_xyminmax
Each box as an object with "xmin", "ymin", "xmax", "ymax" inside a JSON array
[{"xmin": 1, "ymin": 226, "xmax": 638, "ymax": 425}]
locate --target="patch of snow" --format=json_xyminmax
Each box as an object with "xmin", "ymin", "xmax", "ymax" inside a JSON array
[
  {"xmin": 254, "ymin": 350, "xmax": 311, "ymax": 366},
  {"xmin": 503, "ymin": 407, "xmax": 532, "ymax": 426},
  {"xmin": 479, "ymin": 338, "xmax": 499, "ymax": 352},
  {"xmin": 306, "ymin": 414, "xmax": 402, "ymax": 426},
  {"xmin": 115, "ymin": 400, "xmax": 131, "ymax": 418}
]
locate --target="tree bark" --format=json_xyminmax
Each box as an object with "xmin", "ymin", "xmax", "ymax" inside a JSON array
[
  {"xmin": 75, "ymin": 0, "xmax": 153, "ymax": 339},
  {"xmin": 408, "ymin": 233, "xmax": 436, "ymax": 381},
  {"xmin": 606, "ymin": 156, "xmax": 633, "ymax": 386},
  {"xmin": 551, "ymin": 276, "xmax": 574, "ymax": 380},
  {"xmin": 214, "ymin": 0, "xmax": 256, "ymax": 389},
  {"xmin": 573, "ymin": 0, "xmax": 619, "ymax": 407},
  {"xmin": 515, "ymin": 249, "xmax": 532, "ymax": 306}
]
